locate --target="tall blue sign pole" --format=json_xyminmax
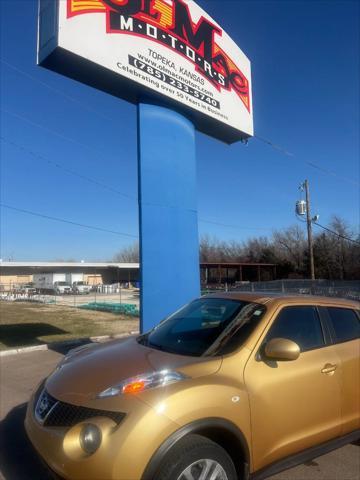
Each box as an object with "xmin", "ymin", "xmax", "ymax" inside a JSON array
[
  {"xmin": 137, "ymin": 102, "xmax": 200, "ymax": 332},
  {"xmin": 37, "ymin": 0, "xmax": 253, "ymax": 333}
]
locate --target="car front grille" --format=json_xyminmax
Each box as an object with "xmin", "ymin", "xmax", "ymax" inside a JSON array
[{"xmin": 35, "ymin": 389, "xmax": 126, "ymax": 427}]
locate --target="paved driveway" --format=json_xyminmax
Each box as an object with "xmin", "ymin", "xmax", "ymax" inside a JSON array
[{"xmin": 0, "ymin": 348, "xmax": 359, "ymax": 480}]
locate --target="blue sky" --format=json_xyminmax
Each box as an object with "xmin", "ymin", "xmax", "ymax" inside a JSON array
[{"xmin": 1, "ymin": 0, "xmax": 359, "ymax": 261}]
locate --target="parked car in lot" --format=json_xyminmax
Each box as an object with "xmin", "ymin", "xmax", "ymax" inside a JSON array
[
  {"xmin": 72, "ymin": 281, "xmax": 91, "ymax": 294},
  {"xmin": 54, "ymin": 281, "xmax": 72, "ymax": 295},
  {"xmin": 18, "ymin": 284, "xmax": 37, "ymax": 295},
  {"xmin": 33, "ymin": 273, "xmax": 87, "ymax": 294},
  {"xmin": 25, "ymin": 293, "xmax": 360, "ymax": 480}
]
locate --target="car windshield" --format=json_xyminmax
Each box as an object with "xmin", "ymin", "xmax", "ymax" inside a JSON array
[
  {"xmin": 138, "ymin": 298, "xmax": 266, "ymax": 357},
  {"xmin": 57, "ymin": 282, "xmax": 69, "ymax": 286}
]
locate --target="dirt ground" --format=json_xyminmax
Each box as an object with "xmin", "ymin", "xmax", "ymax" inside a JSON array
[{"xmin": 0, "ymin": 301, "xmax": 139, "ymax": 350}]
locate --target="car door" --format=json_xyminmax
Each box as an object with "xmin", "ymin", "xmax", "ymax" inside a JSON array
[
  {"xmin": 319, "ymin": 306, "xmax": 360, "ymax": 434},
  {"xmin": 244, "ymin": 304, "xmax": 342, "ymax": 472}
]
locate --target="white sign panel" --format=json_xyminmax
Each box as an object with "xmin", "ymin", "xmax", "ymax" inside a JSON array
[{"xmin": 38, "ymin": 0, "xmax": 253, "ymax": 143}]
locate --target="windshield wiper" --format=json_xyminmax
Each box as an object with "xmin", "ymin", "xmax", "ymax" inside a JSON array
[
  {"xmin": 137, "ymin": 333, "xmax": 150, "ymax": 346},
  {"xmin": 147, "ymin": 340, "xmax": 167, "ymax": 351},
  {"xmin": 137, "ymin": 334, "xmax": 166, "ymax": 352}
]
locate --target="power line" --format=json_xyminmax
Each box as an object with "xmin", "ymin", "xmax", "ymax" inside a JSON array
[
  {"xmin": 1, "ymin": 136, "xmax": 272, "ymax": 233},
  {"xmin": 199, "ymin": 219, "xmax": 270, "ymax": 231},
  {"xmin": 3, "ymin": 134, "xmax": 357, "ymax": 239},
  {"xmin": 0, "ymin": 58, "xmax": 115, "ymax": 123},
  {"xmin": 1, "ymin": 108, "xmax": 111, "ymax": 162},
  {"xmin": 1, "ymin": 136, "xmax": 135, "ymax": 200},
  {"xmin": 3, "ymin": 110, "xmax": 357, "ymax": 236},
  {"xmin": 254, "ymin": 134, "xmax": 295, "ymax": 157},
  {"xmin": 296, "ymin": 209, "xmax": 359, "ymax": 245},
  {"xmin": 254, "ymin": 134, "xmax": 360, "ymax": 188},
  {"xmin": 313, "ymin": 222, "xmax": 360, "ymax": 245},
  {"xmin": 3, "ymin": 59, "xmax": 358, "ymax": 190},
  {"xmin": 2, "ymin": 59, "xmax": 358, "ymax": 189},
  {"xmin": 1, "ymin": 203, "xmax": 138, "ymax": 238}
]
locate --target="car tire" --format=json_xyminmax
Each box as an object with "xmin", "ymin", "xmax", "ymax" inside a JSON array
[{"xmin": 155, "ymin": 434, "xmax": 237, "ymax": 480}]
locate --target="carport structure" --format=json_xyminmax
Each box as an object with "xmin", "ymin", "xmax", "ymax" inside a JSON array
[
  {"xmin": 0, "ymin": 262, "xmax": 140, "ymax": 289},
  {"xmin": 0, "ymin": 261, "xmax": 278, "ymax": 290},
  {"xmin": 201, "ymin": 262, "xmax": 277, "ymax": 286}
]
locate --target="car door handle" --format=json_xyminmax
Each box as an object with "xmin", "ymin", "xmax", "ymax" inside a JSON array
[{"xmin": 321, "ymin": 364, "xmax": 337, "ymax": 374}]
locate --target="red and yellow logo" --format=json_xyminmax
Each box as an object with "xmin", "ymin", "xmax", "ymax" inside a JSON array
[{"xmin": 67, "ymin": 0, "xmax": 251, "ymax": 112}]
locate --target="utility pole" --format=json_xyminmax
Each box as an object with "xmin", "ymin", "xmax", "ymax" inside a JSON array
[{"xmin": 304, "ymin": 180, "xmax": 315, "ymax": 280}]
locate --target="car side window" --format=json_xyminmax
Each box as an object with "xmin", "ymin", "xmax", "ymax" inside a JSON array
[
  {"xmin": 266, "ymin": 306, "xmax": 325, "ymax": 352},
  {"xmin": 326, "ymin": 308, "xmax": 360, "ymax": 343}
]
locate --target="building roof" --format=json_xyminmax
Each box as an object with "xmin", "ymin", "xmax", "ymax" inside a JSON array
[
  {"xmin": 0, "ymin": 262, "xmax": 139, "ymax": 275},
  {"xmin": 200, "ymin": 262, "xmax": 277, "ymax": 267},
  {"xmin": 0, "ymin": 262, "xmax": 139, "ymax": 268}
]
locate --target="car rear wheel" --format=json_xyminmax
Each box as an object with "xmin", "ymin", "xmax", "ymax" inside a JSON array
[{"xmin": 155, "ymin": 434, "xmax": 237, "ymax": 480}]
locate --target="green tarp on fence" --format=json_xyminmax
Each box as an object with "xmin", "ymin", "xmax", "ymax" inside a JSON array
[{"xmin": 79, "ymin": 302, "xmax": 139, "ymax": 317}]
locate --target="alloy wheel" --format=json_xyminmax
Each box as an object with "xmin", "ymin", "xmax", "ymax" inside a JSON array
[{"xmin": 176, "ymin": 459, "xmax": 229, "ymax": 480}]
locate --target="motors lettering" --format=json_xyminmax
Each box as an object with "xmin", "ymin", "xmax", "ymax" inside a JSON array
[{"xmin": 67, "ymin": 0, "xmax": 250, "ymax": 111}]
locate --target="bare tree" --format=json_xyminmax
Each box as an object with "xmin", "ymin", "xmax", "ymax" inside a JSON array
[
  {"xmin": 272, "ymin": 225, "xmax": 307, "ymax": 273},
  {"xmin": 199, "ymin": 235, "xmax": 218, "ymax": 262},
  {"xmin": 242, "ymin": 237, "xmax": 276, "ymax": 263},
  {"xmin": 113, "ymin": 242, "xmax": 139, "ymax": 262},
  {"xmin": 111, "ymin": 217, "xmax": 358, "ymax": 280},
  {"xmin": 314, "ymin": 216, "xmax": 359, "ymax": 280},
  {"xmin": 199, "ymin": 236, "xmax": 231, "ymax": 262}
]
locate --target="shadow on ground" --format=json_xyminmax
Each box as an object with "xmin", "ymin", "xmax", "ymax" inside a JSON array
[
  {"xmin": 0, "ymin": 403, "xmax": 56, "ymax": 480},
  {"xmin": 0, "ymin": 323, "xmax": 68, "ymax": 348}
]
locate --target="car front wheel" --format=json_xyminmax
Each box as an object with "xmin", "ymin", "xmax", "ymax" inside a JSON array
[{"xmin": 155, "ymin": 434, "xmax": 237, "ymax": 480}]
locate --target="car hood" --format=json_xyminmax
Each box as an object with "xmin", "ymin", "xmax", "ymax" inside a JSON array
[{"xmin": 46, "ymin": 337, "xmax": 221, "ymax": 404}]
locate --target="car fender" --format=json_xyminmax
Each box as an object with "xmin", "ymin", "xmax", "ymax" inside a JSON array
[{"xmin": 141, "ymin": 417, "xmax": 250, "ymax": 480}]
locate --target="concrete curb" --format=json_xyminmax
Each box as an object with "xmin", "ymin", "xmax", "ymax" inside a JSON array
[{"xmin": 0, "ymin": 331, "xmax": 140, "ymax": 357}]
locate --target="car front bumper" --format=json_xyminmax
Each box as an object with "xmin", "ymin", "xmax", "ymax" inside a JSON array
[{"xmin": 25, "ymin": 389, "xmax": 178, "ymax": 480}]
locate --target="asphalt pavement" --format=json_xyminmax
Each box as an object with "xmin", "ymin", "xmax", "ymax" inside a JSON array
[{"xmin": 0, "ymin": 348, "xmax": 359, "ymax": 480}]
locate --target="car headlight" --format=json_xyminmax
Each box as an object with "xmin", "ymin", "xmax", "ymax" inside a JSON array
[
  {"xmin": 79, "ymin": 424, "xmax": 102, "ymax": 455},
  {"xmin": 97, "ymin": 370, "xmax": 188, "ymax": 398}
]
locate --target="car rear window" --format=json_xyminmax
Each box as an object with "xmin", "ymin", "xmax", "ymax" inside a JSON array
[{"xmin": 326, "ymin": 307, "xmax": 360, "ymax": 344}]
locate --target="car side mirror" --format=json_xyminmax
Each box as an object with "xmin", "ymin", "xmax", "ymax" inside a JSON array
[{"xmin": 264, "ymin": 338, "xmax": 300, "ymax": 361}]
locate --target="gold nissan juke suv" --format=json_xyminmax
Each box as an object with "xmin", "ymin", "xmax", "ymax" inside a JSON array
[{"xmin": 25, "ymin": 293, "xmax": 360, "ymax": 480}]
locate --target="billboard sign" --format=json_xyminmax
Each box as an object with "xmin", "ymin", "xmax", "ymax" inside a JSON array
[{"xmin": 38, "ymin": 0, "xmax": 253, "ymax": 143}]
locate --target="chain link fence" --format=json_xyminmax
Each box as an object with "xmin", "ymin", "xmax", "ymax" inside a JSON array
[
  {"xmin": 1, "ymin": 279, "xmax": 358, "ymax": 351},
  {"xmin": 225, "ymin": 279, "xmax": 360, "ymax": 301},
  {"xmin": 0, "ymin": 284, "xmax": 140, "ymax": 351},
  {"xmin": 0, "ymin": 283, "xmax": 139, "ymax": 311}
]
